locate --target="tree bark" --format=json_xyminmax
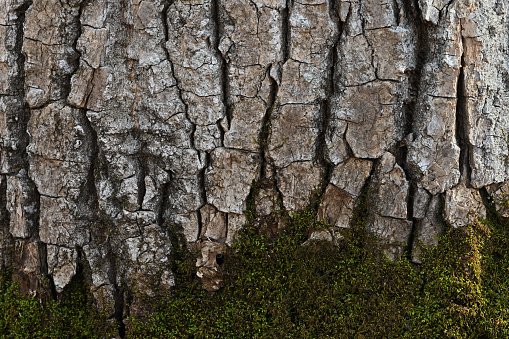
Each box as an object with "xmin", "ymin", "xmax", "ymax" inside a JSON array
[{"xmin": 0, "ymin": 0, "xmax": 507, "ymax": 321}]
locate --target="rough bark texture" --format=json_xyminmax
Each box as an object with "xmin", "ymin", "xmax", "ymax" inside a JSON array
[{"xmin": 1, "ymin": 0, "xmax": 508, "ymax": 326}]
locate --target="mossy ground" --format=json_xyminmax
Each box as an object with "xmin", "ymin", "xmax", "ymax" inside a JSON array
[
  {"xmin": 0, "ymin": 266, "xmax": 115, "ymax": 338},
  {"xmin": 2, "ymin": 208, "xmax": 509, "ymax": 338}
]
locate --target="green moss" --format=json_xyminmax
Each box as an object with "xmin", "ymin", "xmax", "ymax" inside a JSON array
[
  {"xmin": 2, "ymin": 208, "xmax": 509, "ymax": 338},
  {"xmin": 0, "ymin": 268, "xmax": 115, "ymax": 338},
  {"xmin": 126, "ymin": 208, "xmax": 509, "ymax": 338},
  {"xmin": 128, "ymin": 209, "xmax": 420, "ymax": 338}
]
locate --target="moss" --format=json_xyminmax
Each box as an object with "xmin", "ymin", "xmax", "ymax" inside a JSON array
[
  {"xmin": 128, "ymin": 209, "xmax": 420, "ymax": 338},
  {"xmin": 0, "ymin": 268, "xmax": 115, "ymax": 338},
  {"xmin": 126, "ymin": 208, "xmax": 509, "ymax": 338},
  {"xmin": 2, "ymin": 208, "xmax": 509, "ymax": 338}
]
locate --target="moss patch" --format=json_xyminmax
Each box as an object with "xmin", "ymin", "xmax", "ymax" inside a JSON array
[
  {"xmin": 126, "ymin": 209, "xmax": 509, "ymax": 338},
  {"xmin": 2, "ymin": 209, "xmax": 509, "ymax": 338},
  {"xmin": 0, "ymin": 267, "xmax": 115, "ymax": 338}
]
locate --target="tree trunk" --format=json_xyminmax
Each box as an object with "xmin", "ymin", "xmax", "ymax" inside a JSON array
[{"xmin": 0, "ymin": 0, "xmax": 507, "ymax": 321}]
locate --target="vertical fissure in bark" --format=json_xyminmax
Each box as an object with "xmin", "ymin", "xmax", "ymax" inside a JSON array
[
  {"xmin": 478, "ymin": 186, "xmax": 495, "ymax": 216},
  {"xmin": 342, "ymin": 124, "xmax": 355, "ymax": 158},
  {"xmin": 281, "ymin": 0, "xmax": 292, "ymax": 62},
  {"xmin": 162, "ymin": 4, "xmax": 196, "ymax": 151},
  {"xmin": 318, "ymin": 97, "xmax": 333, "ymax": 195},
  {"xmin": 157, "ymin": 181, "xmax": 171, "ymax": 227},
  {"xmin": 350, "ymin": 161, "xmax": 378, "ymax": 242},
  {"xmin": 14, "ymin": 1, "xmax": 32, "ymax": 97},
  {"xmin": 455, "ymin": 36, "xmax": 471, "ymax": 186},
  {"xmin": 198, "ymin": 152, "xmax": 210, "ymax": 207},
  {"xmin": 270, "ymin": 165, "xmax": 286, "ymax": 214},
  {"xmin": 11, "ymin": 0, "xmax": 33, "ymax": 169},
  {"xmin": 63, "ymin": 1, "xmax": 85, "ymax": 100},
  {"xmin": 160, "ymin": 0, "xmax": 172, "ymax": 49},
  {"xmin": 197, "ymin": 151, "xmax": 211, "ymax": 240},
  {"xmin": 109, "ymin": 247, "xmax": 126, "ymax": 339},
  {"xmin": 196, "ymin": 206, "xmax": 204, "ymax": 242},
  {"xmin": 79, "ymin": 108, "xmax": 100, "ymax": 213},
  {"xmin": 13, "ymin": 0, "xmax": 51, "ymax": 294},
  {"xmin": 0, "ymin": 175, "xmax": 6, "ymax": 224},
  {"xmin": 316, "ymin": 0, "xmax": 343, "ymax": 196},
  {"xmin": 212, "ymin": 0, "xmax": 232, "ymax": 129},
  {"xmin": 0, "ymin": 175, "xmax": 13, "ymax": 268},
  {"xmin": 259, "ymin": 67, "xmax": 278, "ymax": 179},
  {"xmin": 224, "ymin": 212, "xmax": 229, "ymax": 244},
  {"xmin": 136, "ymin": 155, "xmax": 146, "ymax": 210},
  {"xmin": 393, "ymin": 0, "xmax": 401, "ymax": 26},
  {"xmin": 217, "ymin": 120, "xmax": 226, "ymax": 147},
  {"xmin": 405, "ymin": 182, "xmax": 417, "ymax": 252},
  {"xmin": 66, "ymin": 1, "xmax": 101, "ymax": 224},
  {"xmin": 400, "ymin": 2, "xmax": 426, "ymax": 253},
  {"xmin": 39, "ymin": 241, "xmax": 57, "ymax": 299},
  {"xmin": 405, "ymin": 187, "xmax": 418, "ymax": 261}
]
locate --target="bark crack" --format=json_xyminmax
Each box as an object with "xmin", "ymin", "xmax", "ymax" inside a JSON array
[
  {"xmin": 401, "ymin": 0, "xmax": 426, "ymax": 254},
  {"xmin": 316, "ymin": 0, "xmax": 343, "ymax": 197},
  {"xmin": 63, "ymin": 1, "xmax": 85, "ymax": 101},
  {"xmin": 393, "ymin": 0, "xmax": 401, "ymax": 26},
  {"xmin": 136, "ymin": 153, "xmax": 147, "ymax": 210},
  {"xmin": 259, "ymin": 67, "xmax": 278, "ymax": 179},
  {"xmin": 8, "ymin": 0, "xmax": 52, "ymax": 294},
  {"xmin": 455, "ymin": 35, "xmax": 471, "ymax": 186},
  {"xmin": 281, "ymin": 0, "xmax": 292, "ymax": 63},
  {"xmin": 212, "ymin": 0, "xmax": 231, "ymax": 131},
  {"xmin": 161, "ymin": 3, "xmax": 195, "ymax": 150},
  {"xmin": 67, "ymin": 1, "xmax": 100, "ymax": 218}
]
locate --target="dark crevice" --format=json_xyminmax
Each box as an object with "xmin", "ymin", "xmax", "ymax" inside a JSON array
[
  {"xmin": 342, "ymin": 125, "xmax": 355, "ymax": 159},
  {"xmin": 217, "ymin": 119, "xmax": 226, "ymax": 147},
  {"xmin": 479, "ymin": 186, "xmax": 495, "ymax": 214},
  {"xmin": 317, "ymin": 98, "xmax": 334, "ymax": 196},
  {"xmin": 211, "ymin": 0, "xmax": 232, "ymax": 128},
  {"xmin": 157, "ymin": 180, "xmax": 171, "ymax": 227},
  {"xmin": 224, "ymin": 212, "xmax": 229, "ymax": 244},
  {"xmin": 13, "ymin": 0, "xmax": 32, "ymax": 97},
  {"xmin": 281, "ymin": 0, "xmax": 292, "ymax": 62},
  {"xmin": 407, "ymin": 1, "xmax": 429, "ymax": 105},
  {"xmin": 0, "ymin": 176, "xmax": 11, "ymax": 268},
  {"xmin": 40, "ymin": 241, "xmax": 57, "ymax": 300},
  {"xmin": 455, "ymin": 36, "xmax": 471, "ymax": 186},
  {"xmin": 260, "ymin": 67, "xmax": 278, "ymax": 179},
  {"xmin": 14, "ymin": 0, "xmax": 43, "ymax": 272},
  {"xmin": 198, "ymin": 152, "xmax": 210, "ymax": 206},
  {"xmin": 115, "ymin": 287, "xmax": 126, "ymax": 338},
  {"xmin": 348, "ymin": 160, "xmax": 378, "ymax": 246},
  {"xmin": 317, "ymin": 0, "xmax": 342, "ymax": 198},
  {"xmin": 136, "ymin": 153, "xmax": 147, "ymax": 209},
  {"xmin": 7, "ymin": 0, "xmax": 33, "ymax": 174},
  {"xmin": 11, "ymin": 0, "xmax": 48, "ymax": 297},
  {"xmin": 107, "ymin": 245, "xmax": 126, "ymax": 339},
  {"xmin": 399, "ymin": 1, "xmax": 426, "ymax": 255},
  {"xmin": 78, "ymin": 108, "xmax": 100, "ymax": 217},
  {"xmin": 188, "ymin": 121, "xmax": 197, "ymax": 150},
  {"xmin": 161, "ymin": 0, "xmax": 172, "ymax": 49},
  {"xmin": 197, "ymin": 206, "xmax": 204, "ymax": 242},
  {"xmin": 393, "ymin": 0, "xmax": 401, "ymax": 26},
  {"xmin": 8, "ymin": 1, "xmax": 51, "ymax": 298},
  {"xmin": 63, "ymin": 0, "xmax": 86, "ymax": 101},
  {"xmin": 404, "ymin": 182, "xmax": 419, "ymax": 260},
  {"xmin": 270, "ymin": 167, "xmax": 286, "ymax": 213}
]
